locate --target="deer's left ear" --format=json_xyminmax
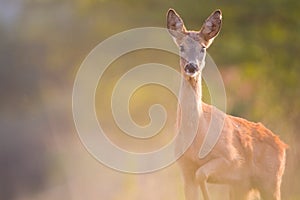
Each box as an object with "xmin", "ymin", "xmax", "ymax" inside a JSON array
[{"xmin": 199, "ymin": 9, "xmax": 222, "ymax": 48}]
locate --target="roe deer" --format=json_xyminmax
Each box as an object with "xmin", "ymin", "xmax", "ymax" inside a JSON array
[{"xmin": 166, "ymin": 8, "xmax": 287, "ymax": 200}]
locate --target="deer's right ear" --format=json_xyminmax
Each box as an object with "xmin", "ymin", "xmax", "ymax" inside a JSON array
[{"xmin": 166, "ymin": 9, "xmax": 186, "ymax": 39}]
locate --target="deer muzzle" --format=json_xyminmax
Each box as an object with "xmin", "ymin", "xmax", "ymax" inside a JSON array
[{"xmin": 184, "ymin": 63, "xmax": 199, "ymax": 75}]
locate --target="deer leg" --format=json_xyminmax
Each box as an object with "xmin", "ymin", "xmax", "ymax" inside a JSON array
[
  {"xmin": 179, "ymin": 160, "xmax": 201, "ymax": 200},
  {"xmin": 258, "ymin": 181, "xmax": 281, "ymax": 200},
  {"xmin": 183, "ymin": 179, "xmax": 201, "ymax": 200},
  {"xmin": 199, "ymin": 180, "xmax": 209, "ymax": 200},
  {"xmin": 195, "ymin": 158, "xmax": 230, "ymax": 200},
  {"xmin": 183, "ymin": 170, "xmax": 201, "ymax": 200}
]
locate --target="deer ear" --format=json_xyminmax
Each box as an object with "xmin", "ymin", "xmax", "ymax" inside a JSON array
[
  {"xmin": 199, "ymin": 9, "xmax": 222, "ymax": 48},
  {"xmin": 166, "ymin": 8, "xmax": 186, "ymax": 39}
]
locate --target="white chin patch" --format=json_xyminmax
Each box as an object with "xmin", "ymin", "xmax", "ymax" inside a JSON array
[{"xmin": 185, "ymin": 72, "xmax": 198, "ymax": 77}]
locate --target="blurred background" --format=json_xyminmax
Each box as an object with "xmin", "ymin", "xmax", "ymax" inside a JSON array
[{"xmin": 1, "ymin": 0, "xmax": 299, "ymax": 199}]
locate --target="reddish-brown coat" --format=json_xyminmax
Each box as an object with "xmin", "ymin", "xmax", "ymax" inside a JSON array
[{"xmin": 167, "ymin": 8, "xmax": 287, "ymax": 200}]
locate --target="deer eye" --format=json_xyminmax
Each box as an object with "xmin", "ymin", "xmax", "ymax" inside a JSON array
[{"xmin": 179, "ymin": 45, "xmax": 184, "ymax": 52}]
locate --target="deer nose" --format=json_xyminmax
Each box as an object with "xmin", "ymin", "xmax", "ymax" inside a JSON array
[{"xmin": 184, "ymin": 63, "xmax": 198, "ymax": 74}]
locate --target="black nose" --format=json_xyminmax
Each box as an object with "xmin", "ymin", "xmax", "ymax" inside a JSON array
[{"xmin": 184, "ymin": 63, "xmax": 198, "ymax": 74}]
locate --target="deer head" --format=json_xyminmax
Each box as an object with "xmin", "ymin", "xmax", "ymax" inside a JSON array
[{"xmin": 167, "ymin": 9, "xmax": 222, "ymax": 78}]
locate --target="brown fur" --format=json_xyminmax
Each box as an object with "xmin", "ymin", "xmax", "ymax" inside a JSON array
[{"xmin": 167, "ymin": 8, "xmax": 287, "ymax": 200}]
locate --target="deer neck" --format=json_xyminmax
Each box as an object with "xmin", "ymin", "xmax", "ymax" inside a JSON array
[
  {"xmin": 179, "ymin": 73, "xmax": 203, "ymax": 129},
  {"xmin": 175, "ymin": 73, "xmax": 204, "ymax": 156}
]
